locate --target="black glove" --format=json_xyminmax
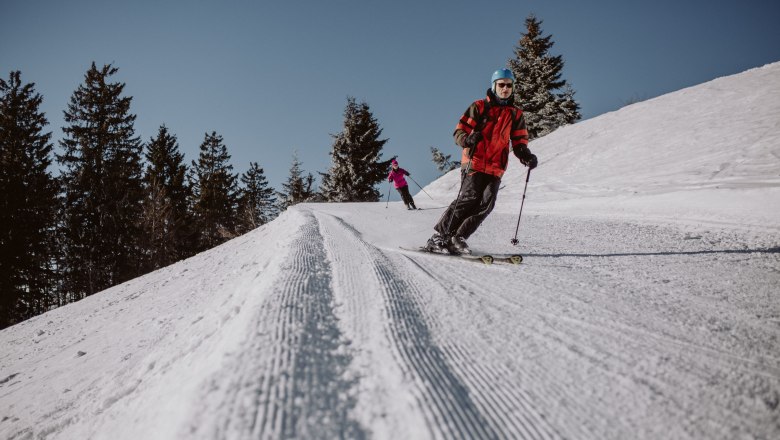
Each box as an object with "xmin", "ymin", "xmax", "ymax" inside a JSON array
[
  {"xmin": 464, "ymin": 131, "xmax": 482, "ymax": 159},
  {"xmin": 517, "ymin": 147, "xmax": 538, "ymax": 169},
  {"xmin": 464, "ymin": 131, "xmax": 482, "ymax": 149}
]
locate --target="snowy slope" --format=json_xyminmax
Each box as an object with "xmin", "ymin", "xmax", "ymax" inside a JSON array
[
  {"xmin": 2, "ymin": 63, "xmax": 779, "ymax": 440},
  {"xmin": 509, "ymin": 61, "xmax": 780, "ymax": 230}
]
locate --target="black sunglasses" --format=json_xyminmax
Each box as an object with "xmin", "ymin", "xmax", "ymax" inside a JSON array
[{"xmin": 496, "ymin": 82, "xmax": 513, "ymax": 89}]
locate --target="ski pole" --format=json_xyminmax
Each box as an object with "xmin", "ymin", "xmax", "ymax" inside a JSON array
[
  {"xmin": 385, "ymin": 183, "xmax": 391, "ymax": 208},
  {"xmin": 408, "ymin": 175, "xmax": 434, "ymax": 200},
  {"xmin": 510, "ymin": 168, "xmax": 531, "ymax": 246}
]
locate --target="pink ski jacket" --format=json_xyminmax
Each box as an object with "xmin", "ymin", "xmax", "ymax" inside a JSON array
[{"xmin": 388, "ymin": 167, "xmax": 410, "ymax": 188}]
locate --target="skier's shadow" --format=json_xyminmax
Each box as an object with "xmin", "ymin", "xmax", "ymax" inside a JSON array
[{"xmin": 524, "ymin": 246, "xmax": 780, "ymax": 258}]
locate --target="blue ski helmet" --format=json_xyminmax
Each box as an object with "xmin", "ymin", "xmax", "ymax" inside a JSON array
[{"xmin": 491, "ymin": 68, "xmax": 515, "ymax": 89}]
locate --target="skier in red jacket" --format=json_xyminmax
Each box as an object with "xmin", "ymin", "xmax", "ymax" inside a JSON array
[
  {"xmin": 426, "ymin": 68, "xmax": 537, "ymax": 254},
  {"xmin": 388, "ymin": 159, "xmax": 417, "ymax": 210}
]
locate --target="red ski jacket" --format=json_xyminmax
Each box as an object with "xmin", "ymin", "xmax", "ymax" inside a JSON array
[{"xmin": 454, "ymin": 90, "xmax": 529, "ymax": 178}]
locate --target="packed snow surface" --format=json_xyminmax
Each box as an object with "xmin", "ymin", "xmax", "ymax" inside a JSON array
[{"xmin": 2, "ymin": 63, "xmax": 779, "ymax": 439}]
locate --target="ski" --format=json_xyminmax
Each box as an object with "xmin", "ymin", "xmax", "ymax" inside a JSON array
[{"xmin": 399, "ymin": 247, "xmax": 523, "ymax": 265}]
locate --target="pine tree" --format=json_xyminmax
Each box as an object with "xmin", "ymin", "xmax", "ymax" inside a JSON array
[
  {"xmin": 140, "ymin": 125, "xmax": 192, "ymax": 270},
  {"xmin": 237, "ymin": 162, "xmax": 277, "ymax": 233},
  {"xmin": 0, "ymin": 71, "xmax": 59, "ymax": 328},
  {"xmin": 278, "ymin": 152, "xmax": 315, "ymax": 211},
  {"xmin": 430, "ymin": 146, "xmax": 461, "ymax": 174},
  {"xmin": 189, "ymin": 131, "xmax": 239, "ymax": 250},
  {"xmin": 556, "ymin": 84, "xmax": 581, "ymax": 128},
  {"xmin": 508, "ymin": 14, "xmax": 581, "ymax": 139},
  {"xmin": 320, "ymin": 97, "xmax": 390, "ymax": 202},
  {"xmin": 57, "ymin": 63, "xmax": 145, "ymax": 301}
]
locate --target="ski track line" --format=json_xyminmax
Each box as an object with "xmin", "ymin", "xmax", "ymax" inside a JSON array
[
  {"xmin": 317, "ymin": 211, "xmax": 499, "ymax": 439},
  {"xmin": 316, "ymin": 210, "xmax": 559, "ymax": 440},
  {"xmin": 398, "ymin": 252, "xmax": 598, "ymax": 440},
  {"xmin": 188, "ymin": 210, "xmax": 365, "ymax": 440},
  {"xmin": 247, "ymin": 211, "xmax": 364, "ymax": 439},
  {"xmin": 402, "ymin": 248, "xmax": 706, "ymax": 439},
  {"xmin": 397, "ymin": 252, "xmax": 572, "ymax": 440}
]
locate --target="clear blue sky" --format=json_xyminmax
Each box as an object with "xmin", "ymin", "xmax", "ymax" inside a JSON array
[{"xmin": 3, "ymin": 0, "xmax": 779, "ymax": 192}]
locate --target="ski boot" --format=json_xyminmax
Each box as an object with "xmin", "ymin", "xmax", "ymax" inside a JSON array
[
  {"xmin": 449, "ymin": 235, "xmax": 471, "ymax": 255},
  {"xmin": 425, "ymin": 233, "xmax": 450, "ymax": 253}
]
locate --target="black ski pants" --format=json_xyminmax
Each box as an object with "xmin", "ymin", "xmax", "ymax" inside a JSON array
[
  {"xmin": 396, "ymin": 185, "xmax": 416, "ymax": 208},
  {"xmin": 434, "ymin": 170, "xmax": 500, "ymax": 239}
]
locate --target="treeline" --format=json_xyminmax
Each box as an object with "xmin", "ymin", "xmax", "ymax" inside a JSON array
[{"xmin": 0, "ymin": 62, "xmax": 390, "ymax": 329}]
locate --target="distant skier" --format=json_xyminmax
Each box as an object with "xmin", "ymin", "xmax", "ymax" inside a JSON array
[
  {"xmin": 425, "ymin": 68, "xmax": 537, "ymax": 254},
  {"xmin": 388, "ymin": 159, "xmax": 417, "ymax": 210}
]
